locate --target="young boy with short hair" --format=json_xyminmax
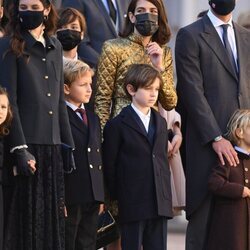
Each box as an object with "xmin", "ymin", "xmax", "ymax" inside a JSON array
[
  {"xmin": 63, "ymin": 59, "xmax": 105, "ymax": 250},
  {"xmin": 102, "ymin": 64, "xmax": 173, "ymax": 250}
]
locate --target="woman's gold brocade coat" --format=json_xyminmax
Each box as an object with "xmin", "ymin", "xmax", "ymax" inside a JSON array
[{"xmin": 95, "ymin": 34, "xmax": 177, "ymax": 129}]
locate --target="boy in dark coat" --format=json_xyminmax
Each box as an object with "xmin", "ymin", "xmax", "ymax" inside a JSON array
[
  {"xmin": 208, "ymin": 109, "xmax": 250, "ymax": 250},
  {"xmin": 63, "ymin": 59, "xmax": 105, "ymax": 250},
  {"xmin": 102, "ymin": 64, "xmax": 173, "ymax": 250}
]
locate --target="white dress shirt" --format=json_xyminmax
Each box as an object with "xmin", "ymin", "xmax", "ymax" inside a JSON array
[
  {"xmin": 131, "ymin": 103, "xmax": 151, "ymax": 133},
  {"xmin": 207, "ymin": 10, "xmax": 238, "ymax": 68}
]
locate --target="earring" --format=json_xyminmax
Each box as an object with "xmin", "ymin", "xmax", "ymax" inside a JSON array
[{"xmin": 44, "ymin": 15, "xmax": 48, "ymax": 21}]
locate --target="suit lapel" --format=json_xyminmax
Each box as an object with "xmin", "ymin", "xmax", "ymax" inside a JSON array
[
  {"xmin": 116, "ymin": 0, "xmax": 126, "ymax": 32},
  {"xmin": 67, "ymin": 106, "xmax": 88, "ymax": 134},
  {"xmin": 93, "ymin": 0, "xmax": 117, "ymax": 37},
  {"xmin": 122, "ymin": 106, "xmax": 148, "ymax": 138},
  {"xmin": 200, "ymin": 15, "xmax": 238, "ymax": 81}
]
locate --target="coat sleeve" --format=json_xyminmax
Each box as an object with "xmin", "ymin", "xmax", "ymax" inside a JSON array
[
  {"xmin": 158, "ymin": 47, "xmax": 177, "ymax": 111},
  {"xmin": 208, "ymin": 163, "xmax": 244, "ymax": 199},
  {"xmin": 57, "ymin": 42, "xmax": 75, "ymax": 148},
  {"xmin": 175, "ymin": 28, "xmax": 221, "ymax": 145},
  {"xmin": 102, "ymin": 119, "xmax": 121, "ymax": 200},
  {"xmin": 95, "ymin": 41, "xmax": 118, "ymax": 130},
  {"xmin": 0, "ymin": 40, "xmax": 26, "ymax": 147}
]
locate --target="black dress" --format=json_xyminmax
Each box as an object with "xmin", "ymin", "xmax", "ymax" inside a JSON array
[{"xmin": 0, "ymin": 32, "xmax": 74, "ymax": 250}]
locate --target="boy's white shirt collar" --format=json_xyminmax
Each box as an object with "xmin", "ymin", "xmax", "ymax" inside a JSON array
[
  {"xmin": 131, "ymin": 103, "xmax": 151, "ymax": 133},
  {"xmin": 66, "ymin": 101, "xmax": 85, "ymax": 111},
  {"xmin": 63, "ymin": 52, "xmax": 78, "ymax": 61},
  {"xmin": 234, "ymin": 146, "xmax": 250, "ymax": 156}
]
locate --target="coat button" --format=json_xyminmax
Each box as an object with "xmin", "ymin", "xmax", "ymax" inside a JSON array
[
  {"xmin": 87, "ymin": 147, "xmax": 91, "ymax": 152},
  {"xmin": 98, "ymin": 165, "xmax": 102, "ymax": 170},
  {"xmin": 152, "ymin": 154, "xmax": 155, "ymax": 158},
  {"xmin": 96, "ymin": 148, "xmax": 100, "ymax": 153},
  {"xmin": 47, "ymin": 93, "xmax": 51, "ymax": 97},
  {"xmin": 42, "ymin": 58, "xmax": 46, "ymax": 62},
  {"xmin": 48, "ymin": 111, "xmax": 53, "ymax": 115},
  {"xmin": 245, "ymin": 179, "xmax": 249, "ymax": 184},
  {"xmin": 245, "ymin": 168, "xmax": 248, "ymax": 172},
  {"xmin": 89, "ymin": 164, "xmax": 93, "ymax": 169},
  {"xmin": 44, "ymin": 75, "xmax": 49, "ymax": 79}
]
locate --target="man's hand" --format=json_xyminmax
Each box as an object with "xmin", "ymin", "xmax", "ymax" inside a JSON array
[{"xmin": 212, "ymin": 137, "xmax": 239, "ymax": 166}]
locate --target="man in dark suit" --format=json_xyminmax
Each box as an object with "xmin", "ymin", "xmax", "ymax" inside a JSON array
[
  {"xmin": 63, "ymin": 59, "xmax": 105, "ymax": 250},
  {"xmin": 61, "ymin": 0, "xmax": 130, "ymax": 67},
  {"xmin": 175, "ymin": 0, "xmax": 250, "ymax": 249}
]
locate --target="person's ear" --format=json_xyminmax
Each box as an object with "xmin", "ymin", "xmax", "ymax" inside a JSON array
[
  {"xmin": 235, "ymin": 128, "xmax": 244, "ymax": 139},
  {"xmin": 0, "ymin": 7, "xmax": 3, "ymax": 19},
  {"xmin": 43, "ymin": 5, "xmax": 51, "ymax": 18},
  {"xmin": 128, "ymin": 11, "xmax": 136, "ymax": 24},
  {"xmin": 126, "ymin": 84, "xmax": 136, "ymax": 96},
  {"xmin": 64, "ymin": 84, "xmax": 71, "ymax": 95}
]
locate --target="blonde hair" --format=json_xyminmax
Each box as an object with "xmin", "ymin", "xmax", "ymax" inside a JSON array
[
  {"xmin": 226, "ymin": 109, "xmax": 250, "ymax": 145},
  {"xmin": 63, "ymin": 59, "xmax": 94, "ymax": 86}
]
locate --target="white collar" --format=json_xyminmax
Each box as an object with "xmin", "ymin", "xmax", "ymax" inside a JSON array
[
  {"xmin": 131, "ymin": 103, "xmax": 151, "ymax": 119},
  {"xmin": 234, "ymin": 146, "xmax": 250, "ymax": 156},
  {"xmin": 66, "ymin": 101, "xmax": 85, "ymax": 111},
  {"xmin": 207, "ymin": 9, "xmax": 233, "ymax": 28}
]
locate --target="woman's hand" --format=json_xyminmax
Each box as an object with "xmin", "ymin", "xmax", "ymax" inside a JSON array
[{"xmin": 146, "ymin": 42, "xmax": 163, "ymax": 70}]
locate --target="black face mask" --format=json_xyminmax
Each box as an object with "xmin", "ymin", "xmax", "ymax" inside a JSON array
[
  {"xmin": 19, "ymin": 10, "xmax": 44, "ymax": 30},
  {"xmin": 209, "ymin": 0, "xmax": 235, "ymax": 15},
  {"xmin": 57, "ymin": 29, "xmax": 82, "ymax": 51},
  {"xmin": 135, "ymin": 13, "xmax": 159, "ymax": 37}
]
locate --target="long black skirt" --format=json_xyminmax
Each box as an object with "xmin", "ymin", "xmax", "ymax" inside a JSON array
[{"xmin": 4, "ymin": 145, "xmax": 65, "ymax": 250}]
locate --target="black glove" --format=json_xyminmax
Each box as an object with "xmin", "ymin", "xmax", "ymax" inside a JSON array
[
  {"xmin": 14, "ymin": 148, "xmax": 36, "ymax": 176},
  {"xmin": 61, "ymin": 143, "xmax": 76, "ymax": 174}
]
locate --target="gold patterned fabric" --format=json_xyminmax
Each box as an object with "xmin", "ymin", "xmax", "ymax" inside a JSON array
[{"xmin": 95, "ymin": 33, "xmax": 177, "ymax": 129}]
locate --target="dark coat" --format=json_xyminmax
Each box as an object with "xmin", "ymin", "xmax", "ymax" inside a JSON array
[
  {"xmin": 61, "ymin": 0, "xmax": 130, "ymax": 66},
  {"xmin": 103, "ymin": 105, "xmax": 173, "ymax": 223},
  {"xmin": 0, "ymin": 137, "xmax": 3, "ymax": 250},
  {"xmin": 0, "ymin": 32, "xmax": 74, "ymax": 148},
  {"xmin": 65, "ymin": 107, "xmax": 105, "ymax": 205},
  {"xmin": 207, "ymin": 151, "xmax": 250, "ymax": 250},
  {"xmin": 175, "ymin": 15, "xmax": 250, "ymax": 218}
]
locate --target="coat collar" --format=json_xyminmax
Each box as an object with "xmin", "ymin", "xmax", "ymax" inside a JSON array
[
  {"xmin": 200, "ymin": 15, "xmax": 238, "ymax": 81},
  {"xmin": 120, "ymin": 105, "xmax": 163, "ymax": 141}
]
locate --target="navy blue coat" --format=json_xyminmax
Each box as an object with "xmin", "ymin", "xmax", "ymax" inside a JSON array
[{"xmin": 103, "ymin": 106, "xmax": 173, "ymax": 223}]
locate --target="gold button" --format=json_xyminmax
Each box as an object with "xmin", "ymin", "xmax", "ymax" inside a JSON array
[
  {"xmin": 96, "ymin": 148, "xmax": 100, "ymax": 153},
  {"xmin": 48, "ymin": 111, "xmax": 53, "ymax": 115},
  {"xmin": 245, "ymin": 168, "xmax": 248, "ymax": 172},
  {"xmin": 44, "ymin": 76, "xmax": 49, "ymax": 79},
  {"xmin": 87, "ymin": 147, "xmax": 91, "ymax": 152},
  {"xmin": 89, "ymin": 164, "xmax": 93, "ymax": 169},
  {"xmin": 42, "ymin": 58, "xmax": 46, "ymax": 62},
  {"xmin": 245, "ymin": 179, "xmax": 249, "ymax": 184},
  {"xmin": 98, "ymin": 165, "xmax": 102, "ymax": 170},
  {"xmin": 47, "ymin": 93, "xmax": 51, "ymax": 97}
]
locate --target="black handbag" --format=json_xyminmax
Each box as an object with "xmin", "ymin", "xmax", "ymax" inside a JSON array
[{"xmin": 96, "ymin": 210, "xmax": 120, "ymax": 249}]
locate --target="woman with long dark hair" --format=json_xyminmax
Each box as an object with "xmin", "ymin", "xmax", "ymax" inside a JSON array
[{"xmin": 0, "ymin": 0, "xmax": 74, "ymax": 249}]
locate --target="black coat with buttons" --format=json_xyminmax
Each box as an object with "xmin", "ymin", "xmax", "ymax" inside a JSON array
[
  {"xmin": 64, "ymin": 106, "xmax": 105, "ymax": 205},
  {"xmin": 0, "ymin": 32, "xmax": 74, "ymax": 148},
  {"xmin": 103, "ymin": 105, "xmax": 173, "ymax": 223}
]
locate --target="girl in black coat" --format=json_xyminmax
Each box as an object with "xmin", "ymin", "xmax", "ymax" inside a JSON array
[
  {"xmin": 0, "ymin": 87, "xmax": 12, "ymax": 250},
  {"xmin": 0, "ymin": 0, "xmax": 74, "ymax": 249}
]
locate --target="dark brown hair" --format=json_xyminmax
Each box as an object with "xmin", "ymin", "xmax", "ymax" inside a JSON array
[
  {"xmin": 6, "ymin": 0, "xmax": 58, "ymax": 57},
  {"xmin": 0, "ymin": 86, "xmax": 12, "ymax": 136},
  {"xmin": 120, "ymin": 0, "xmax": 171, "ymax": 45},
  {"xmin": 124, "ymin": 64, "xmax": 163, "ymax": 98},
  {"xmin": 57, "ymin": 7, "xmax": 86, "ymax": 33}
]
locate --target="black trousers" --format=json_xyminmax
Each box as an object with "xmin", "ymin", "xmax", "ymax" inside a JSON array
[
  {"xmin": 65, "ymin": 203, "xmax": 99, "ymax": 250},
  {"xmin": 121, "ymin": 217, "xmax": 168, "ymax": 250}
]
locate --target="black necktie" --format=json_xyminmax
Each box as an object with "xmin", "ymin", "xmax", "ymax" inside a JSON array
[
  {"xmin": 107, "ymin": 0, "xmax": 117, "ymax": 24},
  {"xmin": 221, "ymin": 24, "xmax": 238, "ymax": 75},
  {"xmin": 75, "ymin": 108, "xmax": 88, "ymax": 126}
]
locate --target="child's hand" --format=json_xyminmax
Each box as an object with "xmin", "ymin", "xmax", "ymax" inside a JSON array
[
  {"xmin": 242, "ymin": 186, "xmax": 250, "ymax": 198},
  {"xmin": 99, "ymin": 204, "xmax": 105, "ymax": 215},
  {"xmin": 28, "ymin": 160, "xmax": 36, "ymax": 174}
]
